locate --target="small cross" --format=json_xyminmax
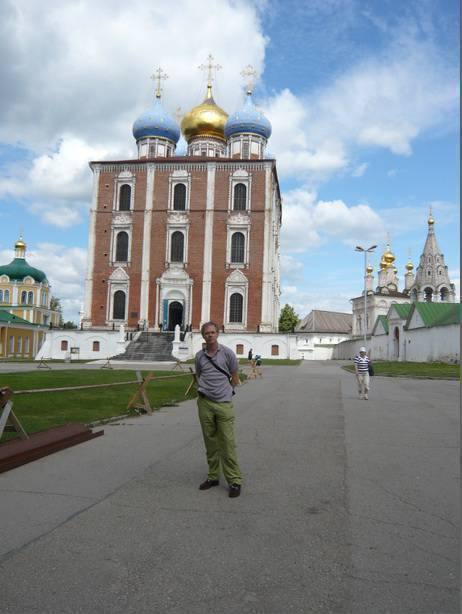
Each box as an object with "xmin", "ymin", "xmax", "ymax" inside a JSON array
[
  {"xmin": 198, "ymin": 54, "xmax": 221, "ymax": 85},
  {"xmin": 240, "ymin": 64, "xmax": 257, "ymax": 93},
  {"xmin": 150, "ymin": 67, "xmax": 168, "ymax": 98}
]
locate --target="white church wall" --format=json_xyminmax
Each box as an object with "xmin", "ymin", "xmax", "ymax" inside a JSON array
[
  {"xmin": 35, "ymin": 330, "xmax": 128, "ymax": 361},
  {"xmin": 403, "ymin": 325, "xmax": 459, "ymax": 362}
]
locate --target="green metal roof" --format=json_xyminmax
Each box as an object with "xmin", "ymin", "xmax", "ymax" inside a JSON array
[
  {"xmin": 411, "ymin": 302, "xmax": 461, "ymax": 328},
  {"xmin": 391, "ymin": 303, "xmax": 412, "ymax": 318},
  {"xmin": 0, "ymin": 257, "xmax": 47, "ymax": 283},
  {"xmin": 0, "ymin": 309, "xmax": 39, "ymax": 326},
  {"xmin": 376, "ymin": 315, "xmax": 389, "ymax": 333}
]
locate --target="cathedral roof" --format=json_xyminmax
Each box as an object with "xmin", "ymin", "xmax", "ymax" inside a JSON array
[
  {"xmin": 224, "ymin": 91, "xmax": 272, "ymax": 139},
  {"xmin": 0, "ymin": 237, "xmax": 47, "ymax": 283},
  {"xmin": 181, "ymin": 84, "xmax": 228, "ymax": 142},
  {"xmin": 132, "ymin": 95, "xmax": 180, "ymax": 143},
  {"xmin": 296, "ymin": 309, "xmax": 352, "ymax": 333},
  {"xmin": 0, "ymin": 258, "xmax": 47, "ymax": 283}
]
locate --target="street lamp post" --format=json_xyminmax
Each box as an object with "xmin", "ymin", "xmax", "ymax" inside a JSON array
[{"xmin": 355, "ymin": 244, "xmax": 377, "ymax": 346}]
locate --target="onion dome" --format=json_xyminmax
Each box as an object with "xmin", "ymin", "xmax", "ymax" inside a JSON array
[
  {"xmin": 0, "ymin": 237, "xmax": 47, "ymax": 283},
  {"xmin": 379, "ymin": 258, "xmax": 387, "ymax": 270},
  {"xmin": 382, "ymin": 244, "xmax": 395, "ymax": 266},
  {"xmin": 181, "ymin": 84, "xmax": 228, "ymax": 142},
  {"xmin": 224, "ymin": 90, "xmax": 272, "ymax": 139},
  {"xmin": 132, "ymin": 93, "xmax": 180, "ymax": 143},
  {"xmin": 405, "ymin": 260, "xmax": 414, "ymax": 271},
  {"xmin": 366, "ymin": 264, "xmax": 373, "ymax": 274}
]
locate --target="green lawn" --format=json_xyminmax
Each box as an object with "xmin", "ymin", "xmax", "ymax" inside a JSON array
[
  {"xmin": 1, "ymin": 369, "xmax": 197, "ymax": 437},
  {"xmin": 342, "ymin": 361, "xmax": 459, "ymax": 379}
]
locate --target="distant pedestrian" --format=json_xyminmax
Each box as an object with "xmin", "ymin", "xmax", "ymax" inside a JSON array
[
  {"xmin": 248, "ymin": 348, "xmax": 253, "ymax": 361},
  {"xmin": 195, "ymin": 321, "xmax": 243, "ymax": 498},
  {"xmin": 354, "ymin": 347, "xmax": 370, "ymax": 400}
]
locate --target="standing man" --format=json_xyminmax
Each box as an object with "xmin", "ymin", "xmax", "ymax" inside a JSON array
[
  {"xmin": 195, "ymin": 321, "xmax": 243, "ymax": 498},
  {"xmin": 354, "ymin": 346, "xmax": 370, "ymax": 400}
]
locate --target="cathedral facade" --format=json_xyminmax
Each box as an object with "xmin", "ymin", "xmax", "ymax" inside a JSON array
[{"xmin": 82, "ymin": 63, "xmax": 281, "ymax": 333}]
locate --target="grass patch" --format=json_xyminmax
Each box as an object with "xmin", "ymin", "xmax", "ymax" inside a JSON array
[
  {"xmin": 342, "ymin": 361, "xmax": 459, "ymax": 379},
  {"xmin": 1, "ymin": 369, "xmax": 197, "ymax": 437}
]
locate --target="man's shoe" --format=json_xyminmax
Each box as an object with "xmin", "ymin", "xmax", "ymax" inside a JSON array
[
  {"xmin": 364, "ymin": 394, "xmax": 368, "ymax": 400},
  {"xmin": 228, "ymin": 484, "xmax": 241, "ymax": 498},
  {"xmin": 199, "ymin": 479, "xmax": 219, "ymax": 490}
]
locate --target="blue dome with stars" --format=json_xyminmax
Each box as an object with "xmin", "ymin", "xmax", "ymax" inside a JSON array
[
  {"xmin": 224, "ymin": 92, "xmax": 272, "ymax": 139},
  {"xmin": 132, "ymin": 95, "xmax": 180, "ymax": 143}
]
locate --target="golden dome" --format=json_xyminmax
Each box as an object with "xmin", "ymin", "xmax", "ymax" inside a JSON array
[
  {"xmin": 15, "ymin": 236, "xmax": 26, "ymax": 249},
  {"xmin": 405, "ymin": 261, "xmax": 414, "ymax": 271},
  {"xmin": 382, "ymin": 244, "xmax": 395, "ymax": 265},
  {"xmin": 366, "ymin": 264, "xmax": 373, "ymax": 274},
  {"xmin": 181, "ymin": 84, "xmax": 228, "ymax": 143},
  {"xmin": 379, "ymin": 258, "xmax": 387, "ymax": 270},
  {"xmin": 428, "ymin": 214, "xmax": 435, "ymax": 225}
]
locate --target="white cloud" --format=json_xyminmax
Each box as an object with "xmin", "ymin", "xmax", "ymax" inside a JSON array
[
  {"xmin": 281, "ymin": 188, "xmax": 386, "ymax": 252},
  {"xmin": 352, "ymin": 162, "xmax": 368, "ymax": 177},
  {"xmin": 262, "ymin": 35, "xmax": 458, "ymax": 182}
]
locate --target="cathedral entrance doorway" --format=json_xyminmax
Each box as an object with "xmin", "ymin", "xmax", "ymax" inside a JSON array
[{"xmin": 168, "ymin": 301, "xmax": 183, "ymax": 331}]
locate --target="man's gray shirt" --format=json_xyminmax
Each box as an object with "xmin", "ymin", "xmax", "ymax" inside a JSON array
[{"xmin": 195, "ymin": 344, "xmax": 238, "ymax": 402}]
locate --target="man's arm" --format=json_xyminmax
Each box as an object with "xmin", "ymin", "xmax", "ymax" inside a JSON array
[
  {"xmin": 228, "ymin": 351, "xmax": 240, "ymax": 387},
  {"xmin": 230, "ymin": 370, "xmax": 240, "ymax": 387}
]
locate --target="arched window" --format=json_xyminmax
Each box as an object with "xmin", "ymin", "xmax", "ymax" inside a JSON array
[
  {"xmin": 229, "ymin": 293, "xmax": 243, "ymax": 323},
  {"xmin": 271, "ymin": 345, "xmax": 279, "ymax": 356},
  {"xmin": 93, "ymin": 341, "xmax": 100, "ymax": 352},
  {"xmin": 4, "ymin": 290, "xmax": 9, "ymax": 303},
  {"xmin": 115, "ymin": 231, "xmax": 129, "ymax": 262},
  {"xmin": 173, "ymin": 184, "xmax": 186, "ymax": 210},
  {"xmin": 424, "ymin": 287, "xmax": 433, "ymax": 302},
  {"xmin": 231, "ymin": 232, "xmax": 245, "ymax": 263},
  {"xmin": 21, "ymin": 290, "xmax": 27, "ymax": 304},
  {"xmin": 233, "ymin": 183, "xmax": 246, "ymax": 210},
  {"xmin": 61, "ymin": 340, "xmax": 68, "ymax": 351},
  {"xmin": 170, "ymin": 232, "xmax": 184, "ymax": 262},
  {"xmin": 236, "ymin": 344, "xmax": 244, "ymax": 355},
  {"xmin": 119, "ymin": 184, "xmax": 131, "ymax": 211},
  {"xmin": 0, "ymin": 290, "xmax": 3, "ymax": 302},
  {"xmin": 28, "ymin": 291, "xmax": 34, "ymax": 305},
  {"xmin": 113, "ymin": 291, "xmax": 126, "ymax": 320},
  {"xmin": 440, "ymin": 287, "xmax": 448, "ymax": 301}
]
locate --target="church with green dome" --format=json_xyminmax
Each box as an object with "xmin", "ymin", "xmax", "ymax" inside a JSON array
[{"xmin": 0, "ymin": 236, "xmax": 60, "ymax": 358}]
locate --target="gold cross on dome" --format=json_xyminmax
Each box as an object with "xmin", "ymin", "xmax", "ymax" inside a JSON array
[
  {"xmin": 150, "ymin": 67, "xmax": 168, "ymax": 98},
  {"xmin": 198, "ymin": 54, "xmax": 221, "ymax": 86},
  {"xmin": 241, "ymin": 64, "xmax": 257, "ymax": 93}
]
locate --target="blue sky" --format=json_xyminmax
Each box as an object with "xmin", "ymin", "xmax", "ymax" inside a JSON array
[{"xmin": 0, "ymin": 0, "xmax": 459, "ymax": 322}]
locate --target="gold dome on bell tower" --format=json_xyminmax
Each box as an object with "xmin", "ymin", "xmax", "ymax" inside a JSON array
[{"xmin": 382, "ymin": 243, "xmax": 395, "ymax": 266}]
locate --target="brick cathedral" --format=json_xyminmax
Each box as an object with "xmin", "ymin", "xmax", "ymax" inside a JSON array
[{"xmin": 82, "ymin": 59, "xmax": 281, "ymax": 333}]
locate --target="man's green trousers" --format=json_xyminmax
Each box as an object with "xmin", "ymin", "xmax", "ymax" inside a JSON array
[{"xmin": 197, "ymin": 395, "xmax": 242, "ymax": 485}]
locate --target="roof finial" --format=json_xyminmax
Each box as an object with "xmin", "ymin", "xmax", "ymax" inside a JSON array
[
  {"xmin": 199, "ymin": 54, "xmax": 221, "ymax": 98},
  {"xmin": 240, "ymin": 64, "xmax": 258, "ymax": 94},
  {"xmin": 428, "ymin": 205, "xmax": 435, "ymax": 226},
  {"xmin": 150, "ymin": 67, "xmax": 168, "ymax": 99}
]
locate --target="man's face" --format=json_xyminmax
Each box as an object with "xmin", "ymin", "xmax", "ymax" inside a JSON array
[
  {"xmin": 202, "ymin": 325, "xmax": 218, "ymax": 343},
  {"xmin": 360, "ymin": 351, "xmax": 366, "ymax": 356}
]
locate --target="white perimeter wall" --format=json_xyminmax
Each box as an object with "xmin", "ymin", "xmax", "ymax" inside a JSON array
[
  {"xmin": 332, "ymin": 325, "xmax": 460, "ymax": 363},
  {"xmin": 35, "ymin": 330, "xmax": 128, "ymax": 361}
]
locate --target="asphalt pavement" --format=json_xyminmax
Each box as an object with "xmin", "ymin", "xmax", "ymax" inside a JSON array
[{"xmin": 0, "ymin": 361, "xmax": 459, "ymax": 614}]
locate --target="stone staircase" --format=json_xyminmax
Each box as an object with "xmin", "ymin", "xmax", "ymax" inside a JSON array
[{"xmin": 112, "ymin": 332, "xmax": 175, "ymax": 362}]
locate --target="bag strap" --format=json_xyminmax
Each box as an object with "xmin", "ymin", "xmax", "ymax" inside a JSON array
[{"xmin": 203, "ymin": 351, "xmax": 231, "ymax": 380}]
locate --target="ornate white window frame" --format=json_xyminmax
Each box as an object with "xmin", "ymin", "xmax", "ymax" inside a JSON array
[
  {"xmin": 107, "ymin": 267, "xmax": 130, "ymax": 323},
  {"xmin": 166, "ymin": 212, "xmax": 189, "ymax": 266},
  {"xmin": 168, "ymin": 169, "xmax": 191, "ymax": 211},
  {"xmin": 226, "ymin": 213, "xmax": 251, "ymax": 268},
  {"xmin": 224, "ymin": 269, "xmax": 248, "ymax": 330},
  {"xmin": 110, "ymin": 213, "xmax": 133, "ymax": 266},
  {"xmin": 113, "ymin": 170, "xmax": 136, "ymax": 211},
  {"xmin": 228, "ymin": 169, "xmax": 251, "ymax": 212}
]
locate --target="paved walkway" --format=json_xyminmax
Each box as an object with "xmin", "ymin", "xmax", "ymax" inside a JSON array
[{"xmin": 0, "ymin": 362, "xmax": 459, "ymax": 613}]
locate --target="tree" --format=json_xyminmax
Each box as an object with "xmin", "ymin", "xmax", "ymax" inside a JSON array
[
  {"xmin": 62, "ymin": 321, "xmax": 78, "ymax": 329},
  {"xmin": 279, "ymin": 304, "xmax": 299, "ymax": 332},
  {"xmin": 50, "ymin": 295, "xmax": 64, "ymax": 327}
]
